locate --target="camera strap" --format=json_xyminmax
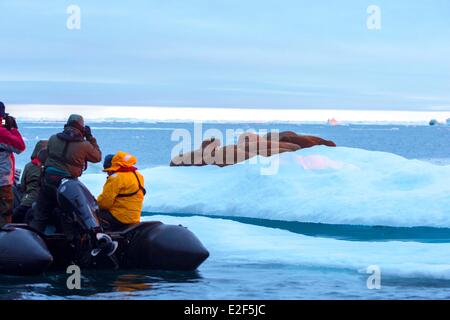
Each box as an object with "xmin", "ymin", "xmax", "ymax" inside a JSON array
[
  {"xmin": 116, "ymin": 171, "xmax": 147, "ymax": 198},
  {"xmin": 48, "ymin": 140, "xmax": 85, "ymax": 170}
]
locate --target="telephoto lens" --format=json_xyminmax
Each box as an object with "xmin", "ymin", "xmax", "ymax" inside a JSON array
[{"xmin": 5, "ymin": 115, "xmax": 18, "ymax": 130}]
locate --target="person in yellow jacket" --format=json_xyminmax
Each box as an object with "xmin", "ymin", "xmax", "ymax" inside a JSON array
[{"xmin": 97, "ymin": 151, "xmax": 146, "ymax": 231}]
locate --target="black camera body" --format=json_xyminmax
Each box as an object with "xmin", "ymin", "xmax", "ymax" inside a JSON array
[
  {"xmin": 0, "ymin": 113, "xmax": 8, "ymax": 128},
  {"xmin": 0, "ymin": 113, "xmax": 18, "ymax": 131}
]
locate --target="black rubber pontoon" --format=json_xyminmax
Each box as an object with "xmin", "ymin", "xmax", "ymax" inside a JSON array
[
  {"xmin": 0, "ymin": 179, "xmax": 209, "ymax": 276},
  {"xmin": 0, "ymin": 226, "xmax": 53, "ymax": 276}
]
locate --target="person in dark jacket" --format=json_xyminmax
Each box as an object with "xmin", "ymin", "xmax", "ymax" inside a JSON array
[
  {"xmin": 30, "ymin": 114, "xmax": 102, "ymax": 232},
  {"xmin": 13, "ymin": 140, "xmax": 48, "ymax": 223},
  {"xmin": 0, "ymin": 102, "xmax": 26, "ymax": 227}
]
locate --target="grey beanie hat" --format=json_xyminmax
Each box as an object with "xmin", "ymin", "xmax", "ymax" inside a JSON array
[{"xmin": 66, "ymin": 114, "xmax": 85, "ymax": 131}]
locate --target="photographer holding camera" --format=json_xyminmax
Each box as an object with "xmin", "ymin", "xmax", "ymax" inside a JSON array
[
  {"xmin": 30, "ymin": 114, "xmax": 102, "ymax": 232},
  {"xmin": 0, "ymin": 102, "xmax": 26, "ymax": 227}
]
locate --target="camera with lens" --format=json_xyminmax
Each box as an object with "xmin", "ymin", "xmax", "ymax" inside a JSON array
[{"xmin": 0, "ymin": 113, "xmax": 18, "ymax": 131}]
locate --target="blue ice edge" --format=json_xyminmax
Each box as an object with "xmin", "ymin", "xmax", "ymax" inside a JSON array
[{"xmin": 143, "ymin": 211, "xmax": 450, "ymax": 243}]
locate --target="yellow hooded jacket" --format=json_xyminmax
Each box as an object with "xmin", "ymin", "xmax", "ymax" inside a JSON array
[{"xmin": 97, "ymin": 151, "xmax": 145, "ymax": 224}]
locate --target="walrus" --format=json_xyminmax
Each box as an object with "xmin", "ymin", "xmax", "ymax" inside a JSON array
[
  {"xmin": 212, "ymin": 145, "xmax": 253, "ymax": 167},
  {"xmin": 213, "ymin": 135, "xmax": 300, "ymax": 167},
  {"xmin": 170, "ymin": 138, "xmax": 221, "ymax": 166},
  {"xmin": 264, "ymin": 131, "xmax": 336, "ymax": 149},
  {"xmin": 237, "ymin": 132, "xmax": 300, "ymax": 157},
  {"xmin": 170, "ymin": 131, "xmax": 334, "ymax": 167},
  {"xmin": 171, "ymin": 136, "xmax": 257, "ymax": 167}
]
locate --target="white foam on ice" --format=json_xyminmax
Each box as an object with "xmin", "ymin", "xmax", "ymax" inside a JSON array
[
  {"xmin": 145, "ymin": 215, "xmax": 450, "ymax": 280},
  {"xmin": 82, "ymin": 146, "xmax": 450, "ymax": 228}
]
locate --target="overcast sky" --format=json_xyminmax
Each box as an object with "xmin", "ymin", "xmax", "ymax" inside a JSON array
[{"xmin": 1, "ymin": 0, "xmax": 450, "ymax": 110}]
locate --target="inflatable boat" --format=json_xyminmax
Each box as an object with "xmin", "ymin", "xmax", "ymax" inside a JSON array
[{"xmin": 0, "ymin": 179, "xmax": 209, "ymax": 276}]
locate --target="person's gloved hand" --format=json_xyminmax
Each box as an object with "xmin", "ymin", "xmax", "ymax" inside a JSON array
[
  {"xmin": 5, "ymin": 115, "xmax": 18, "ymax": 130},
  {"xmin": 84, "ymin": 125, "xmax": 93, "ymax": 139}
]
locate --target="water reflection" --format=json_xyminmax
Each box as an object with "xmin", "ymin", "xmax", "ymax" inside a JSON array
[
  {"xmin": 0, "ymin": 269, "xmax": 203, "ymax": 299},
  {"xmin": 114, "ymin": 274, "xmax": 152, "ymax": 293}
]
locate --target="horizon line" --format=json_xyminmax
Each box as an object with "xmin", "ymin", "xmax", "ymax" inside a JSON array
[{"xmin": 7, "ymin": 104, "xmax": 450, "ymax": 125}]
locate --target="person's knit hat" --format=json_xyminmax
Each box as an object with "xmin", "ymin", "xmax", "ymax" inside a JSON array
[
  {"xmin": 66, "ymin": 114, "xmax": 85, "ymax": 132},
  {"xmin": 103, "ymin": 154, "xmax": 115, "ymax": 170},
  {"xmin": 0, "ymin": 101, "xmax": 5, "ymax": 117}
]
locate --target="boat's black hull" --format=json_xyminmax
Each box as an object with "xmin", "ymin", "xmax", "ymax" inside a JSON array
[{"xmin": 0, "ymin": 222, "xmax": 209, "ymax": 276}]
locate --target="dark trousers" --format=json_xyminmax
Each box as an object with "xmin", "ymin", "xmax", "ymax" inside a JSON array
[
  {"xmin": 97, "ymin": 210, "xmax": 129, "ymax": 231},
  {"xmin": 0, "ymin": 185, "xmax": 13, "ymax": 228},
  {"xmin": 12, "ymin": 204, "xmax": 31, "ymax": 223},
  {"xmin": 29, "ymin": 174, "xmax": 62, "ymax": 233}
]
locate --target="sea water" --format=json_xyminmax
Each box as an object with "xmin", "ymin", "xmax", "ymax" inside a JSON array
[{"xmin": 1, "ymin": 121, "xmax": 450, "ymax": 300}]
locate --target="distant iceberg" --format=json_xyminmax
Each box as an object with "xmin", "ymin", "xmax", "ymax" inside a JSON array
[
  {"xmin": 429, "ymin": 119, "xmax": 441, "ymax": 126},
  {"xmin": 429, "ymin": 118, "xmax": 448, "ymax": 126},
  {"xmin": 327, "ymin": 118, "xmax": 338, "ymax": 126}
]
